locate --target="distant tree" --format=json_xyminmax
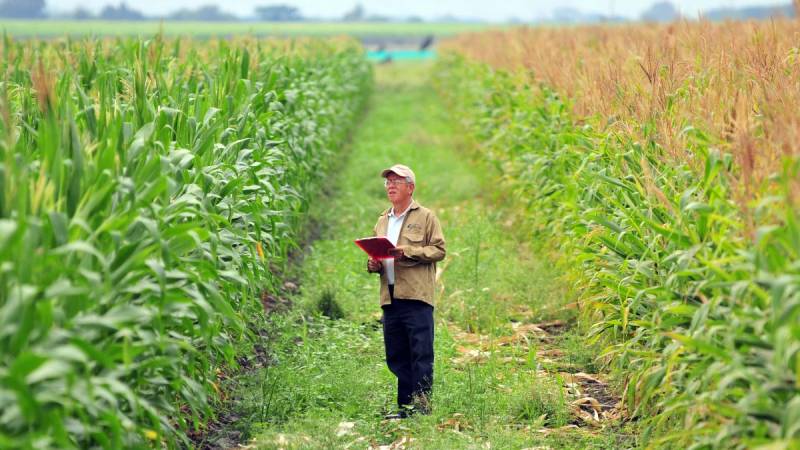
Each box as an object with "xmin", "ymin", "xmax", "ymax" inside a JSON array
[
  {"xmin": 551, "ymin": 7, "xmax": 579, "ymax": 23},
  {"xmin": 73, "ymin": 7, "xmax": 94, "ymax": 20},
  {"xmin": 342, "ymin": 3, "xmax": 364, "ymax": 21},
  {"xmin": 168, "ymin": 5, "xmax": 237, "ymax": 21},
  {"xmin": 0, "ymin": 0, "xmax": 46, "ymax": 18},
  {"xmin": 641, "ymin": 1, "xmax": 680, "ymax": 22},
  {"xmin": 255, "ymin": 4, "xmax": 303, "ymax": 21},
  {"xmin": 703, "ymin": 4, "xmax": 794, "ymax": 21},
  {"xmin": 365, "ymin": 14, "xmax": 389, "ymax": 22},
  {"xmin": 100, "ymin": 2, "xmax": 145, "ymax": 20}
]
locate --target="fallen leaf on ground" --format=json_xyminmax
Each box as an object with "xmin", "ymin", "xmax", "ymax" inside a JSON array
[
  {"xmin": 532, "ymin": 320, "xmax": 567, "ymax": 330},
  {"xmin": 437, "ymin": 413, "xmax": 470, "ymax": 432},
  {"xmin": 572, "ymin": 397, "xmax": 602, "ymax": 413},
  {"xmin": 571, "ymin": 372, "xmax": 605, "ymax": 384},
  {"xmin": 371, "ymin": 436, "xmax": 415, "ymax": 450},
  {"xmin": 451, "ymin": 349, "xmax": 491, "ymax": 365},
  {"xmin": 498, "ymin": 356, "xmax": 526, "ymax": 364},
  {"xmin": 534, "ymin": 424, "xmax": 580, "ymax": 435},
  {"xmin": 537, "ymin": 348, "xmax": 564, "ymax": 358},
  {"xmin": 336, "ymin": 421, "xmax": 355, "ymax": 437},
  {"xmin": 571, "ymin": 406, "xmax": 601, "ymax": 425},
  {"xmin": 344, "ymin": 436, "xmax": 367, "ymax": 449}
]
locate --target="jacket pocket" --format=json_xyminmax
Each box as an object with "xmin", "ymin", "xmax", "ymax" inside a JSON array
[
  {"xmin": 396, "ymin": 258, "xmax": 421, "ymax": 267},
  {"xmin": 398, "ymin": 232, "xmax": 424, "ymax": 266},
  {"xmin": 402, "ymin": 232, "xmax": 425, "ymax": 244}
]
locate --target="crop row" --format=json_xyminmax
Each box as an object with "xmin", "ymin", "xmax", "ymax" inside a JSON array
[
  {"xmin": 436, "ymin": 34, "xmax": 799, "ymax": 447},
  {"xmin": 447, "ymin": 21, "xmax": 800, "ymax": 195},
  {"xmin": 0, "ymin": 36, "xmax": 371, "ymax": 448}
]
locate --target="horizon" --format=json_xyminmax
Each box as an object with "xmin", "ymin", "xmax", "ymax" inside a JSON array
[{"xmin": 41, "ymin": 0, "xmax": 794, "ymax": 22}]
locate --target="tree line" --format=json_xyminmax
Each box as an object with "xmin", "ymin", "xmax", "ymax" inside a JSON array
[
  {"xmin": 0, "ymin": 0, "xmax": 797, "ymax": 23},
  {"xmin": 0, "ymin": 1, "xmax": 409, "ymax": 22}
]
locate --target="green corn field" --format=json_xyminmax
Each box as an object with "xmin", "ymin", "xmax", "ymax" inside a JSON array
[{"xmin": 0, "ymin": 35, "xmax": 371, "ymax": 448}]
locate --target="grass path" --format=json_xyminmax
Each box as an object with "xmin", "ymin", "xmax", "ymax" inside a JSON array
[{"xmin": 238, "ymin": 63, "xmax": 634, "ymax": 449}]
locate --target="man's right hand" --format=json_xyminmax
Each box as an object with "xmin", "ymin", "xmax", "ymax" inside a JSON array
[{"xmin": 367, "ymin": 258, "xmax": 382, "ymax": 273}]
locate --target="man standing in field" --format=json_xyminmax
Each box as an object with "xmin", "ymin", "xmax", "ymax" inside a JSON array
[{"xmin": 367, "ymin": 164, "xmax": 446, "ymax": 419}]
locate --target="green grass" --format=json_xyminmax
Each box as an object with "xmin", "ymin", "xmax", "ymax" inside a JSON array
[
  {"xmin": 0, "ymin": 20, "xmax": 502, "ymax": 38},
  {"xmin": 235, "ymin": 62, "xmax": 634, "ymax": 449}
]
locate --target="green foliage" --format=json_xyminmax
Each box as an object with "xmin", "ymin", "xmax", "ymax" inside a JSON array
[
  {"xmin": 509, "ymin": 377, "xmax": 569, "ymax": 427},
  {"xmin": 435, "ymin": 54, "xmax": 800, "ymax": 448},
  {"xmin": 315, "ymin": 289, "xmax": 345, "ymax": 320},
  {"xmin": 0, "ymin": 20, "xmax": 498, "ymax": 39},
  {"xmin": 0, "ymin": 36, "xmax": 371, "ymax": 447}
]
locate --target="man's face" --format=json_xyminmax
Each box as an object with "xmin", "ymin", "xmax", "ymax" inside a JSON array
[{"xmin": 385, "ymin": 173, "xmax": 414, "ymax": 204}]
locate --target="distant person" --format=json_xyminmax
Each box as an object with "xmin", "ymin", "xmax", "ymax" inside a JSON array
[
  {"xmin": 419, "ymin": 35, "xmax": 434, "ymax": 51},
  {"xmin": 367, "ymin": 164, "xmax": 446, "ymax": 419}
]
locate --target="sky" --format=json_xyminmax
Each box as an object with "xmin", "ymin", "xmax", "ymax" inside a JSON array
[{"xmin": 47, "ymin": 0, "xmax": 791, "ymax": 22}]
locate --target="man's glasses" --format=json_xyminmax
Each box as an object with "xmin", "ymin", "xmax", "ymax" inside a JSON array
[{"xmin": 384, "ymin": 179, "xmax": 410, "ymax": 187}]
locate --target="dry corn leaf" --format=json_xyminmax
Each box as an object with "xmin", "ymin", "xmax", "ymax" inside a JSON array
[
  {"xmin": 572, "ymin": 396, "xmax": 603, "ymax": 413},
  {"xmin": 559, "ymin": 372, "xmax": 606, "ymax": 387},
  {"xmin": 437, "ymin": 413, "xmax": 470, "ymax": 432},
  {"xmin": 571, "ymin": 406, "xmax": 601, "ymax": 425},
  {"xmin": 531, "ymin": 320, "xmax": 567, "ymax": 330},
  {"xmin": 498, "ymin": 356, "xmax": 526, "ymax": 364},
  {"xmin": 534, "ymin": 424, "xmax": 580, "ymax": 435},
  {"xmin": 510, "ymin": 322, "xmax": 547, "ymax": 335},
  {"xmin": 370, "ymin": 436, "xmax": 415, "ymax": 450},
  {"xmin": 336, "ymin": 421, "xmax": 355, "ymax": 437},
  {"xmin": 451, "ymin": 349, "xmax": 491, "ymax": 365},
  {"xmin": 344, "ymin": 436, "xmax": 367, "ymax": 449},
  {"xmin": 537, "ymin": 348, "xmax": 564, "ymax": 358}
]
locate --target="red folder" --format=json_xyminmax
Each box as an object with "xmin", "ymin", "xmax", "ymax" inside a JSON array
[{"xmin": 354, "ymin": 237, "xmax": 396, "ymax": 259}]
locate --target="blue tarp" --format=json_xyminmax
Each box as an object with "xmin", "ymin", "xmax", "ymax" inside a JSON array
[{"xmin": 367, "ymin": 50, "xmax": 436, "ymax": 61}]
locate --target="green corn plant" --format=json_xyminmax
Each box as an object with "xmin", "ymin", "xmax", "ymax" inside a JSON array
[{"xmin": 0, "ymin": 35, "xmax": 371, "ymax": 448}]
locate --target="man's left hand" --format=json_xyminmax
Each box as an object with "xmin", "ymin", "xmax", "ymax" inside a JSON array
[{"xmin": 388, "ymin": 247, "xmax": 404, "ymax": 257}]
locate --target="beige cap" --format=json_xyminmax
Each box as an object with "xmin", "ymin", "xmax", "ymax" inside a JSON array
[{"xmin": 380, "ymin": 164, "xmax": 416, "ymax": 184}]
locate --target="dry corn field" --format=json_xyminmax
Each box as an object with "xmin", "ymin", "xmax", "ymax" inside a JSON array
[{"xmin": 445, "ymin": 21, "xmax": 800, "ymax": 198}]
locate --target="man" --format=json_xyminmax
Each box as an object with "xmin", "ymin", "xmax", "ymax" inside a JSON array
[{"xmin": 367, "ymin": 164, "xmax": 446, "ymax": 419}]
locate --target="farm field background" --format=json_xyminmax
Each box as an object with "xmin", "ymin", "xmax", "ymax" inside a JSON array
[
  {"xmin": 0, "ymin": 20, "xmax": 497, "ymax": 39},
  {"xmin": 1, "ymin": 13, "xmax": 799, "ymax": 450}
]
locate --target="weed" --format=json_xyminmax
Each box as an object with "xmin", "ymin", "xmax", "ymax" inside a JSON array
[{"xmin": 316, "ymin": 289, "xmax": 345, "ymax": 320}]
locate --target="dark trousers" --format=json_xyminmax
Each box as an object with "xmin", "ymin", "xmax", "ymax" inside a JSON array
[{"xmin": 382, "ymin": 284, "xmax": 434, "ymax": 409}]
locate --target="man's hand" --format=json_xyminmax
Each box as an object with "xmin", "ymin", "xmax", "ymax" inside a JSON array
[{"xmin": 367, "ymin": 258, "xmax": 382, "ymax": 273}]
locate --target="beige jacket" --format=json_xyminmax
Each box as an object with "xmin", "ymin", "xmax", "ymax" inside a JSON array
[{"xmin": 372, "ymin": 200, "xmax": 446, "ymax": 307}]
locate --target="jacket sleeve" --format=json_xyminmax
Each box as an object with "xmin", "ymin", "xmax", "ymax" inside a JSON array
[{"xmin": 402, "ymin": 214, "xmax": 445, "ymax": 263}]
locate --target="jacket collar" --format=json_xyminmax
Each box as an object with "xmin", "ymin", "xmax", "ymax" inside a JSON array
[{"xmin": 384, "ymin": 199, "xmax": 419, "ymax": 217}]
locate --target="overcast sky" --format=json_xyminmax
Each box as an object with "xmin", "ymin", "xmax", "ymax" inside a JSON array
[{"xmin": 48, "ymin": 0, "xmax": 790, "ymax": 21}]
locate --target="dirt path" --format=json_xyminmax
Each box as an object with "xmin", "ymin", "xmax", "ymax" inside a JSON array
[{"xmin": 236, "ymin": 62, "xmax": 634, "ymax": 449}]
